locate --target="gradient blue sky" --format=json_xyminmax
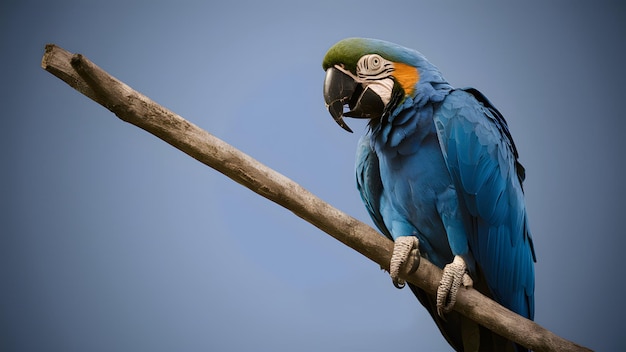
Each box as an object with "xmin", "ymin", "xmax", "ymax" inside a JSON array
[{"xmin": 2, "ymin": 1, "xmax": 625, "ymax": 351}]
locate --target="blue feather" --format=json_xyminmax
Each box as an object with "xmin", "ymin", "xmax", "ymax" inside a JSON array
[{"xmin": 434, "ymin": 89, "xmax": 535, "ymax": 320}]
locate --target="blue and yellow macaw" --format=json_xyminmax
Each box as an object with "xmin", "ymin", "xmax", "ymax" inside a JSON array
[{"xmin": 322, "ymin": 38, "xmax": 536, "ymax": 351}]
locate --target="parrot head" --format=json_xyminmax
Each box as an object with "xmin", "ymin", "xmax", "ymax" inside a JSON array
[{"xmin": 322, "ymin": 37, "xmax": 449, "ymax": 132}]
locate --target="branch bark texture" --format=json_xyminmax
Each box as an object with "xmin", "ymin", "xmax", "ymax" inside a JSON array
[{"xmin": 41, "ymin": 44, "xmax": 592, "ymax": 352}]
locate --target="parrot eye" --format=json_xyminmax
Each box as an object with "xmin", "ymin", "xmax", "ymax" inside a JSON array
[
  {"xmin": 368, "ymin": 55, "xmax": 381, "ymax": 69},
  {"xmin": 356, "ymin": 54, "xmax": 393, "ymax": 80}
]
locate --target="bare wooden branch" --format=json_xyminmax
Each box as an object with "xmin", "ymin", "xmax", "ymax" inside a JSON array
[{"xmin": 41, "ymin": 44, "xmax": 592, "ymax": 352}]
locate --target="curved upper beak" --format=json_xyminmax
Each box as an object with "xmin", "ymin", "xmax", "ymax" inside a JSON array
[
  {"xmin": 323, "ymin": 66, "xmax": 386, "ymax": 133},
  {"xmin": 323, "ymin": 67, "xmax": 357, "ymax": 132}
]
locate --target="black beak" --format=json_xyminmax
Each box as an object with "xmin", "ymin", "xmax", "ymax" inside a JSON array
[
  {"xmin": 323, "ymin": 67, "xmax": 385, "ymax": 133},
  {"xmin": 323, "ymin": 67, "xmax": 357, "ymax": 132}
]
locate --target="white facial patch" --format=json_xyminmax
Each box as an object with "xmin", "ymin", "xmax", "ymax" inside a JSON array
[
  {"xmin": 356, "ymin": 54, "xmax": 394, "ymax": 81},
  {"xmin": 364, "ymin": 79, "xmax": 394, "ymax": 105},
  {"xmin": 356, "ymin": 54, "xmax": 395, "ymax": 105}
]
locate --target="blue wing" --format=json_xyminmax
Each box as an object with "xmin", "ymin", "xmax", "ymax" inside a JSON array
[
  {"xmin": 434, "ymin": 88, "xmax": 536, "ymax": 319},
  {"xmin": 356, "ymin": 135, "xmax": 392, "ymax": 240}
]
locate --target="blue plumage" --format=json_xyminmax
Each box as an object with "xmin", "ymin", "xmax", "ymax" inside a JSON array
[
  {"xmin": 325, "ymin": 38, "xmax": 536, "ymax": 351},
  {"xmin": 433, "ymin": 89, "xmax": 535, "ymax": 320}
]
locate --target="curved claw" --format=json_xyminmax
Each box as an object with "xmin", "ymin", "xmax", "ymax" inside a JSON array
[
  {"xmin": 436, "ymin": 255, "xmax": 473, "ymax": 317},
  {"xmin": 389, "ymin": 236, "xmax": 420, "ymax": 289}
]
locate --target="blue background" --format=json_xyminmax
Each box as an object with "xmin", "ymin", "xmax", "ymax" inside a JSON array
[{"xmin": 2, "ymin": 1, "xmax": 624, "ymax": 351}]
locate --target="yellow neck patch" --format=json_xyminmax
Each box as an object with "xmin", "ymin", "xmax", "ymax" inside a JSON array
[{"xmin": 393, "ymin": 62, "xmax": 419, "ymax": 97}]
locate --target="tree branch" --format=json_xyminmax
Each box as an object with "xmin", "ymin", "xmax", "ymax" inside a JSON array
[{"xmin": 41, "ymin": 44, "xmax": 591, "ymax": 352}]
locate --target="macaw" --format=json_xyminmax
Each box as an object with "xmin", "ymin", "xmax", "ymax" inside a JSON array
[{"xmin": 322, "ymin": 38, "xmax": 536, "ymax": 351}]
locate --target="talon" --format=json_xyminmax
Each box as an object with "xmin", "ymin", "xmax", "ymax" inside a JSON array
[
  {"xmin": 437, "ymin": 256, "xmax": 472, "ymax": 317},
  {"xmin": 393, "ymin": 277, "xmax": 406, "ymax": 289},
  {"xmin": 389, "ymin": 236, "xmax": 420, "ymax": 289}
]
